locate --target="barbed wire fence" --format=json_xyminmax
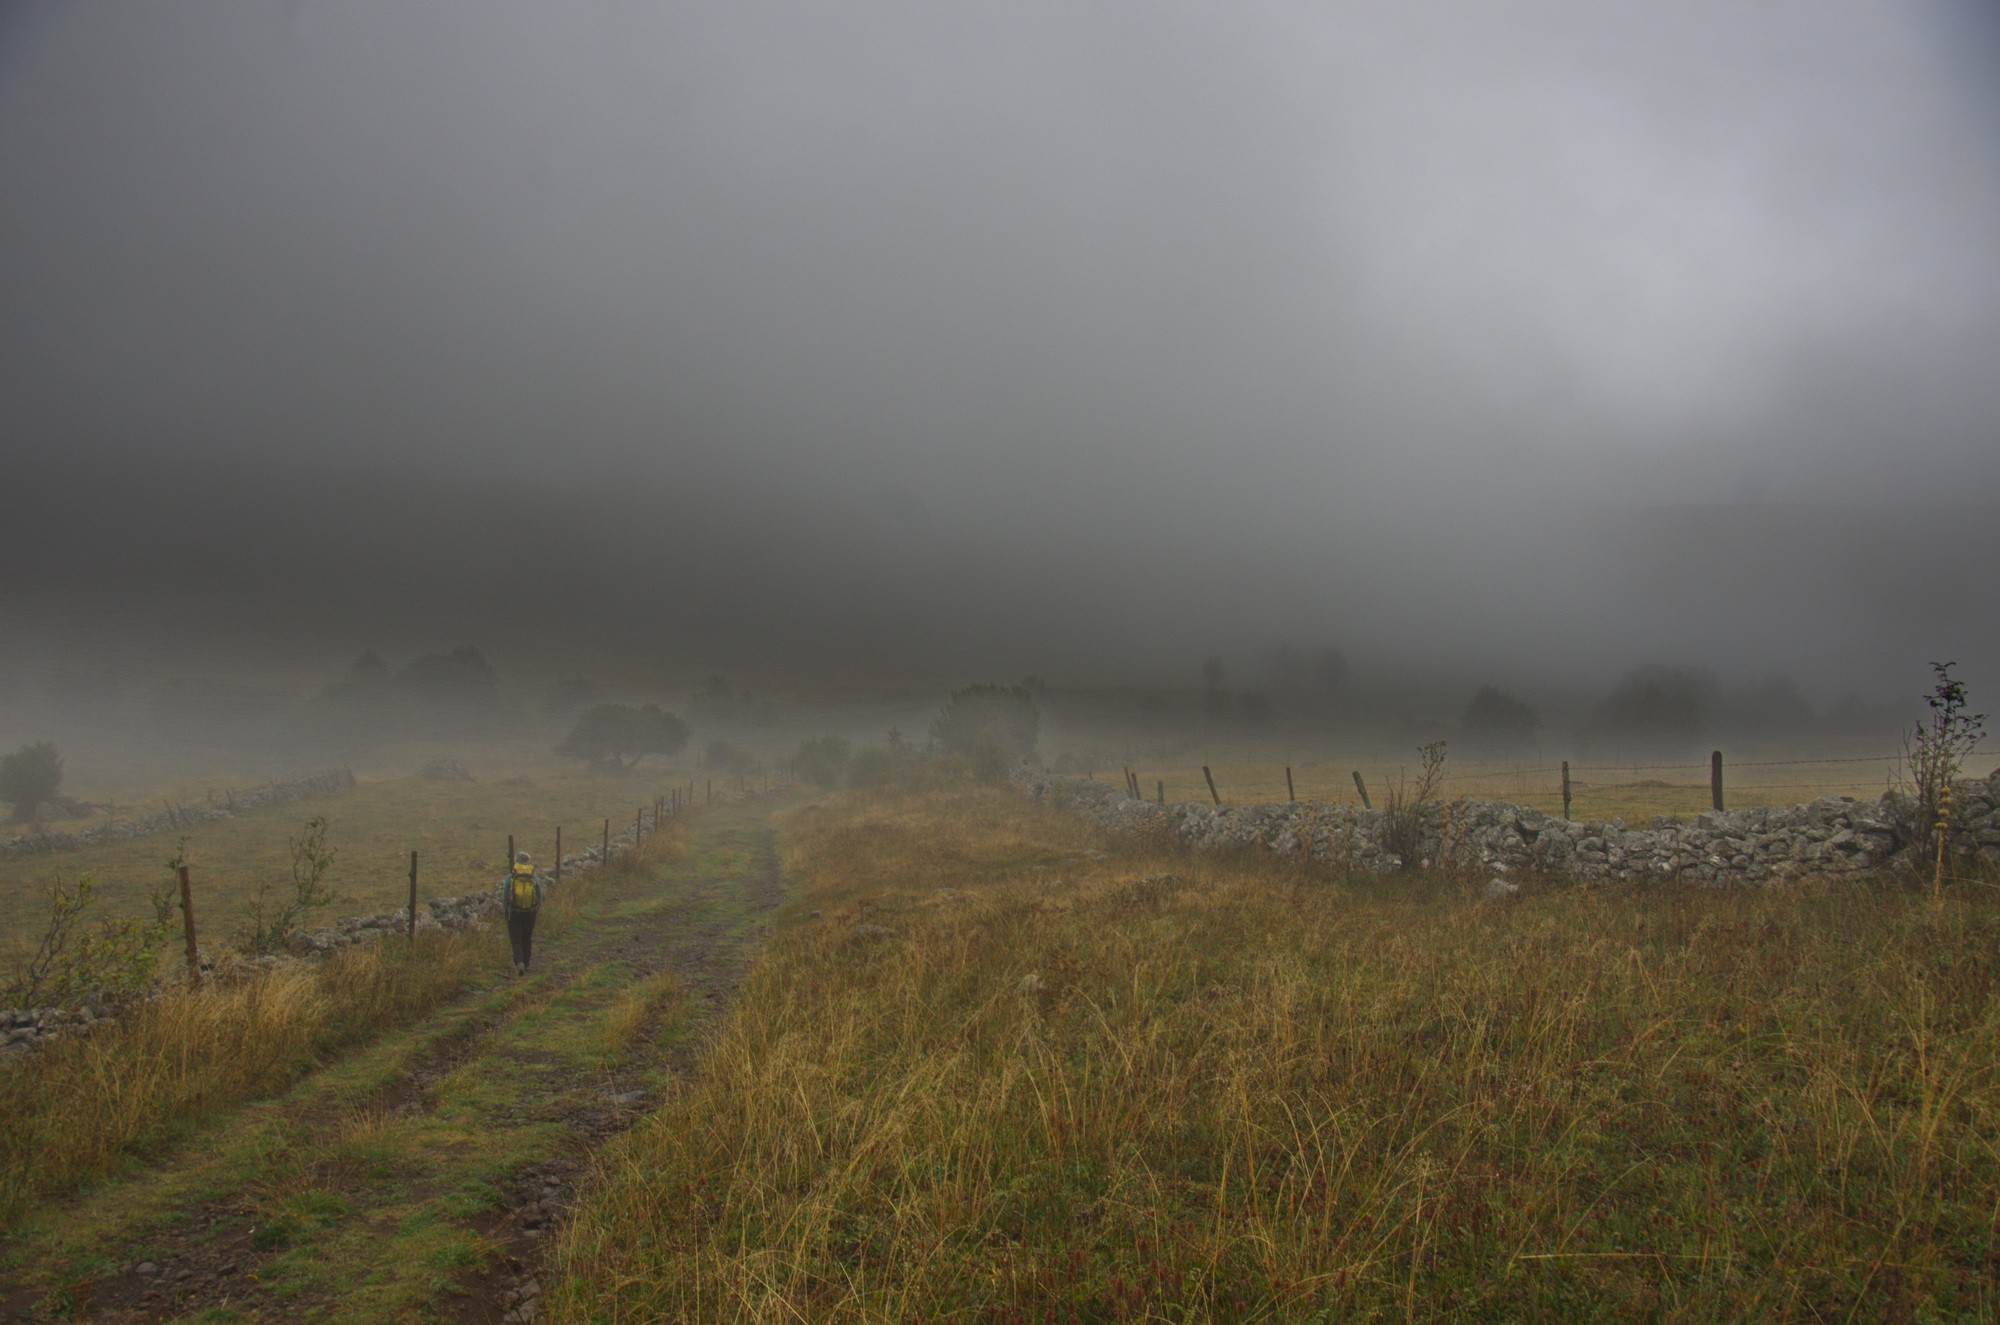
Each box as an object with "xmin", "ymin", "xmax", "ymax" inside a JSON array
[{"xmin": 1128, "ymin": 751, "xmax": 1944, "ymax": 819}]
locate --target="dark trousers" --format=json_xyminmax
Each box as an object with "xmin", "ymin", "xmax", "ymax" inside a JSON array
[{"xmin": 507, "ymin": 908, "xmax": 537, "ymax": 968}]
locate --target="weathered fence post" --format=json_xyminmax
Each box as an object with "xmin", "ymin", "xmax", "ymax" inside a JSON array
[
  {"xmin": 408, "ymin": 851, "xmax": 419, "ymax": 941},
  {"xmin": 1156, "ymin": 779, "xmax": 1164, "ymax": 805},
  {"xmin": 1202, "ymin": 766, "xmax": 1221, "ymax": 805},
  {"xmin": 1351, "ymin": 770, "xmax": 1372, "ymax": 810},
  {"xmin": 178, "ymin": 864, "xmax": 200, "ymax": 987},
  {"xmin": 1710, "ymin": 751, "xmax": 1725, "ymax": 812},
  {"xmin": 635, "ymin": 809, "xmax": 643, "ymax": 846},
  {"xmin": 554, "ymin": 826, "xmax": 562, "ymax": 887},
  {"xmin": 1285, "ymin": 766, "xmax": 1296, "ymax": 802},
  {"xmin": 603, "ymin": 818, "xmax": 610, "ymax": 863},
  {"xmin": 507, "ymin": 834, "xmax": 515, "ymax": 876},
  {"xmin": 1560, "ymin": 761, "xmax": 1572, "ymax": 820}
]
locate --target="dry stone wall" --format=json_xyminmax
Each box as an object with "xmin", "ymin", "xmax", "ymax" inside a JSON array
[
  {"xmin": 0, "ymin": 770, "xmax": 358, "ymax": 859},
  {"xmin": 1020, "ymin": 769, "xmax": 2000, "ymax": 884}
]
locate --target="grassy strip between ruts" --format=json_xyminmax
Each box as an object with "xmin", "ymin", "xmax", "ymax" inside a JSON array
[{"xmin": 547, "ymin": 779, "xmax": 2000, "ymax": 1322}]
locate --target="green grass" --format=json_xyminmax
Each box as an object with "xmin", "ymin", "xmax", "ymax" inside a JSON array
[{"xmin": 547, "ymin": 781, "xmax": 2000, "ymax": 1322}]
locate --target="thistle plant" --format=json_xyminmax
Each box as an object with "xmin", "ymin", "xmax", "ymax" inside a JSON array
[{"xmin": 1902, "ymin": 661, "xmax": 1984, "ymax": 869}]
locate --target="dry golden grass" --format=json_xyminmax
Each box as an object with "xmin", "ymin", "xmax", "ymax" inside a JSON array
[
  {"xmin": 549, "ymin": 782, "xmax": 2000, "ymax": 1322},
  {"xmin": 601, "ymin": 969, "xmax": 686, "ymax": 1066},
  {"xmin": 0, "ymin": 927, "xmax": 493, "ymax": 1225}
]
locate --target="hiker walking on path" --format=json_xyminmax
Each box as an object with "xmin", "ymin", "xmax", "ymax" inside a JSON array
[{"xmin": 502, "ymin": 850, "xmax": 542, "ymax": 975}]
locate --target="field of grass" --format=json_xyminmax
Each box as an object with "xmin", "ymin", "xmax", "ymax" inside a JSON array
[
  {"xmin": 1110, "ymin": 751, "xmax": 1904, "ymax": 822},
  {"xmin": 0, "ymin": 757, "xmax": 706, "ymax": 951},
  {"xmin": 549, "ymin": 779, "xmax": 2000, "ymax": 1321}
]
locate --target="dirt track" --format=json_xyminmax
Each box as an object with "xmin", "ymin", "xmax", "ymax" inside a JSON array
[{"xmin": 0, "ymin": 797, "xmax": 790, "ymax": 1323}]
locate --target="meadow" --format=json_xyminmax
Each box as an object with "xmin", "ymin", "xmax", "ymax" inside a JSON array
[
  {"xmin": 550, "ymin": 777, "xmax": 2000, "ymax": 1322},
  {"xmin": 1084, "ymin": 750, "xmax": 1903, "ymax": 823},
  {"xmin": 0, "ymin": 753, "xmax": 712, "ymax": 951}
]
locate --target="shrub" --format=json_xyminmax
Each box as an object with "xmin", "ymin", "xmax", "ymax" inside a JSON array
[
  {"xmin": 1900, "ymin": 661, "xmax": 1986, "ymax": 862},
  {"xmin": 2, "ymin": 872, "xmax": 171, "ymax": 1009},
  {"xmin": 398, "ymin": 645, "xmax": 501, "ymax": 709},
  {"xmin": 1591, "ymin": 664, "xmax": 1718, "ymax": 753},
  {"xmin": 1380, "ymin": 740, "xmax": 1448, "ymax": 870},
  {"xmin": 558, "ymin": 703, "xmax": 690, "ymax": 772},
  {"xmin": 847, "ymin": 734, "xmax": 919, "ymax": 789},
  {"xmin": 795, "ymin": 736, "xmax": 852, "ymax": 789},
  {"xmin": 1460, "ymin": 685, "xmax": 1540, "ymax": 754},
  {"xmin": 703, "ymin": 740, "xmax": 761, "ymax": 777},
  {"xmin": 930, "ymin": 684, "xmax": 1040, "ymax": 765},
  {"xmin": 0, "ymin": 742, "xmax": 62, "ymax": 823},
  {"xmin": 240, "ymin": 817, "xmax": 341, "ymax": 954}
]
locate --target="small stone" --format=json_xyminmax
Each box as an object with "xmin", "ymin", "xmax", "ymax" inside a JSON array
[
  {"xmin": 136, "ymin": 1262, "xmax": 158, "ymax": 1276},
  {"xmin": 1483, "ymin": 878, "xmax": 1520, "ymax": 898}
]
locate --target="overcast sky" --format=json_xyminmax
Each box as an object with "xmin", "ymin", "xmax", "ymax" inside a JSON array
[{"xmin": 2, "ymin": 2, "xmax": 1997, "ymax": 702}]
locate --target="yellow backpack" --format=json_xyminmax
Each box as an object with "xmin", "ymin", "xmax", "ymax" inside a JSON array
[{"xmin": 509, "ymin": 865, "xmax": 538, "ymax": 911}]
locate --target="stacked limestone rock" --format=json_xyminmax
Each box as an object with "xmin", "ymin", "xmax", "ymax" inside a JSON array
[
  {"xmin": 1020, "ymin": 768, "xmax": 2000, "ymax": 883},
  {"xmin": 0, "ymin": 770, "xmax": 358, "ymax": 859},
  {"xmin": 1, "ymin": 1003, "xmax": 110, "ymax": 1052},
  {"xmin": 285, "ymin": 890, "xmax": 503, "ymax": 956}
]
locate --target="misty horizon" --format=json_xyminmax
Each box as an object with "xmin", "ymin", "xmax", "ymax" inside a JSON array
[{"xmin": 4, "ymin": 2, "xmax": 1998, "ymax": 752}]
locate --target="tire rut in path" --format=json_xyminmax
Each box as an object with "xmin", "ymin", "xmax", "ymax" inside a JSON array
[{"xmin": 463, "ymin": 809, "xmax": 788, "ymax": 1325}]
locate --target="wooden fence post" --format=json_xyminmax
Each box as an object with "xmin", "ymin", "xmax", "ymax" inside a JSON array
[
  {"xmin": 635, "ymin": 809, "xmax": 643, "ymax": 846},
  {"xmin": 603, "ymin": 818, "xmax": 610, "ymax": 863},
  {"xmin": 1351, "ymin": 771, "xmax": 1372, "ymax": 810},
  {"xmin": 1202, "ymin": 766, "xmax": 1221, "ymax": 805},
  {"xmin": 508, "ymin": 834, "xmax": 516, "ymax": 874},
  {"xmin": 1560, "ymin": 761, "xmax": 1572, "ymax": 820},
  {"xmin": 1710, "ymin": 751, "xmax": 1725, "ymax": 812},
  {"xmin": 1285, "ymin": 766, "xmax": 1296, "ymax": 802},
  {"xmin": 178, "ymin": 864, "xmax": 200, "ymax": 987},
  {"xmin": 408, "ymin": 851, "xmax": 419, "ymax": 941},
  {"xmin": 1156, "ymin": 779, "xmax": 1164, "ymax": 805},
  {"xmin": 554, "ymin": 826, "xmax": 562, "ymax": 887}
]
